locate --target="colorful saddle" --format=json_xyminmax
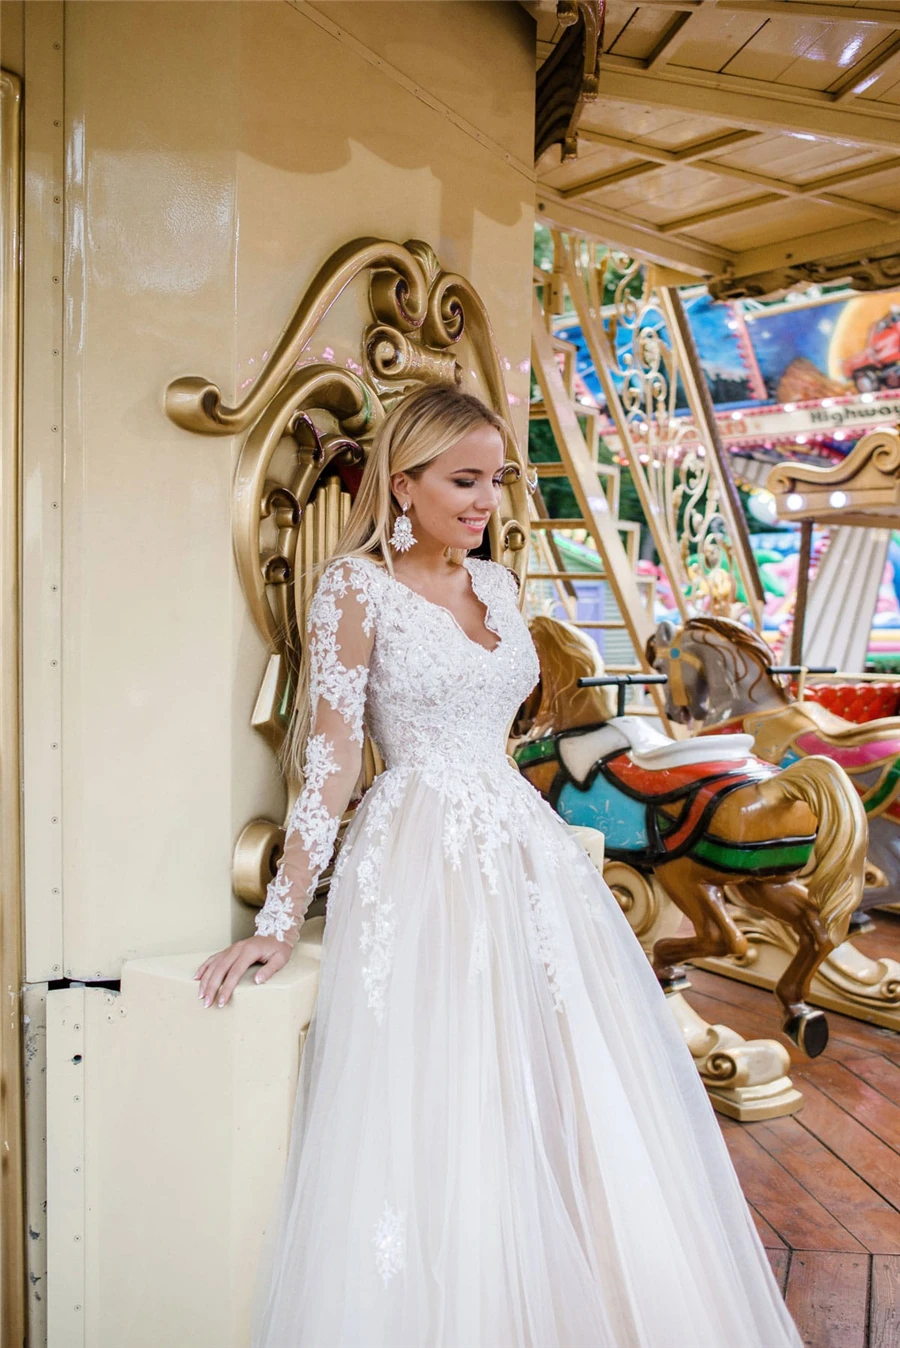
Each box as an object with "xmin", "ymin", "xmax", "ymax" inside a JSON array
[{"xmin": 515, "ymin": 718, "xmax": 813, "ymax": 874}]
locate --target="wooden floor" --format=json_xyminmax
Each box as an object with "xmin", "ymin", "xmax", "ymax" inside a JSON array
[{"xmin": 690, "ymin": 913, "xmax": 900, "ymax": 1347}]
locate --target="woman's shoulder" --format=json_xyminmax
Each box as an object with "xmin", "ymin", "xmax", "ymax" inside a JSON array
[
  {"xmin": 468, "ymin": 555, "xmax": 522, "ymax": 596},
  {"xmin": 315, "ymin": 553, "xmax": 389, "ymax": 605}
]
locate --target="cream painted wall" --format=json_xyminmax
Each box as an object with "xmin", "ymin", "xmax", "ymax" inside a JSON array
[{"xmin": 50, "ymin": 0, "xmax": 535, "ymax": 978}]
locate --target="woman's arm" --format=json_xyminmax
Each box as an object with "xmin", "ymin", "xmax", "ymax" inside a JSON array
[{"xmin": 196, "ymin": 558, "xmax": 376, "ymax": 1007}]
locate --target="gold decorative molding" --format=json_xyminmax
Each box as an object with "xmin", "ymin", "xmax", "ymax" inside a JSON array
[
  {"xmin": 534, "ymin": 1, "xmax": 604, "ymax": 164},
  {"xmin": 0, "ymin": 67, "xmax": 26, "ymax": 1348},
  {"xmin": 769, "ymin": 426, "xmax": 900, "ymax": 528},
  {"xmin": 166, "ymin": 238, "xmax": 529, "ymax": 905}
]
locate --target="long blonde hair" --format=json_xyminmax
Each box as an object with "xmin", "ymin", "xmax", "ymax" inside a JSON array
[{"xmin": 281, "ymin": 383, "xmax": 514, "ymax": 780}]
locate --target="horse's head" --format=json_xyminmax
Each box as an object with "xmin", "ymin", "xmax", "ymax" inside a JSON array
[
  {"xmin": 646, "ymin": 620, "xmax": 707, "ymax": 727},
  {"xmin": 516, "ymin": 617, "xmax": 615, "ymax": 739},
  {"xmin": 648, "ymin": 615, "xmax": 782, "ymax": 728}
]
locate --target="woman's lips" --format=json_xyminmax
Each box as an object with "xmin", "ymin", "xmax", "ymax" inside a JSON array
[{"xmin": 459, "ymin": 517, "xmax": 488, "ymax": 531}]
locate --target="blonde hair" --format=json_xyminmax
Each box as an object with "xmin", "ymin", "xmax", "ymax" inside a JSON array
[{"xmin": 281, "ymin": 384, "xmax": 514, "ymax": 781}]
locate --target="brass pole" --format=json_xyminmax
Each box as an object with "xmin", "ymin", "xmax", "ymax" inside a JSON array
[
  {"xmin": 0, "ymin": 69, "xmax": 26, "ymax": 1348},
  {"xmin": 791, "ymin": 519, "xmax": 814, "ymax": 667}
]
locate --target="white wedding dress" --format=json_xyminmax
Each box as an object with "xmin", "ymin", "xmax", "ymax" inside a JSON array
[{"xmin": 250, "ymin": 553, "xmax": 802, "ymax": 1348}]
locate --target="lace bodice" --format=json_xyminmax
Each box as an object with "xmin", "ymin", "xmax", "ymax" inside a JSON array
[{"xmin": 255, "ymin": 553, "xmax": 540, "ymax": 942}]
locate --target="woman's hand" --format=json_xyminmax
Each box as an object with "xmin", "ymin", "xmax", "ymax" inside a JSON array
[{"xmin": 194, "ymin": 933, "xmax": 296, "ymax": 1008}]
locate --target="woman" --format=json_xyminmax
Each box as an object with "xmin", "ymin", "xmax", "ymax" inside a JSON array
[{"xmin": 196, "ymin": 386, "xmax": 802, "ymax": 1347}]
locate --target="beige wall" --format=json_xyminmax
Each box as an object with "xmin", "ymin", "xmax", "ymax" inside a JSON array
[{"xmin": 21, "ymin": 0, "xmax": 534, "ymax": 981}]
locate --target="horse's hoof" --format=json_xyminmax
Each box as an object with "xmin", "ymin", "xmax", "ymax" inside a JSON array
[
  {"xmin": 848, "ymin": 909, "xmax": 877, "ymax": 935},
  {"xmin": 784, "ymin": 1009, "xmax": 829, "ymax": 1058},
  {"xmin": 657, "ymin": 966, "xmax": 691, "ymax": 995}
]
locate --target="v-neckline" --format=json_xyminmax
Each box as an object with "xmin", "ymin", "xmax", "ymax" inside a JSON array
[{"xmin": 364, "ymin": 555, "xmax": 502, "ymax": 655}]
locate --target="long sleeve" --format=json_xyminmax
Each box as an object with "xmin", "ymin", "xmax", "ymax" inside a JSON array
[{"xmin": 255, "ymin": 559, "xmax": 377, "ymax": 943}]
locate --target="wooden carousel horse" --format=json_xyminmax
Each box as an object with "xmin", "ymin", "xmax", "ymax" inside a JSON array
[
  {"xmin": 513, "ymin": 617, "xmax": 868, "ymax": 1057},
  {"xmin": 648, "ymin": 616, "xmax": 900, "ymax": 915}
]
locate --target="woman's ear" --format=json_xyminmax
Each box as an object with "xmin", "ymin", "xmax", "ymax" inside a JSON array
[{"xmin": 390, "ymin": 471, "xmax": 410, "ymax": 506}]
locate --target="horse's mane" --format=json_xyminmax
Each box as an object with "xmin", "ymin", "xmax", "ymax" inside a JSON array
[
  {"xmin": 526, "ymin": 616, "xmax": 614, "ymax": 735},
  {"xmin": 685, "ymin": 616, "xmax": 773, "ymax": 669}
]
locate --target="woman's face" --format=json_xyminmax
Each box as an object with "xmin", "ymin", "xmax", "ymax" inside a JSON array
[{"xmin": 393, "ymin": 422, "xmax": 506, "ymax": 554}]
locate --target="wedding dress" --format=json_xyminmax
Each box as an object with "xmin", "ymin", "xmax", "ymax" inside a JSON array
[{"xmin": 250, "ymin": 552, "xmax": 802, "ymax": 1348}]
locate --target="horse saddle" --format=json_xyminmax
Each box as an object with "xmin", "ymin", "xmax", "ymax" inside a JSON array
[{"xmin": 558, "ymin": 716, "xmax": 756, "ymax": 787}]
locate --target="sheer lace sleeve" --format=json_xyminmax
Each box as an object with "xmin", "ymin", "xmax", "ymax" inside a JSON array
[{"xmin": 255, "ymin": 559, "xmax": 377, "ymax": 944}]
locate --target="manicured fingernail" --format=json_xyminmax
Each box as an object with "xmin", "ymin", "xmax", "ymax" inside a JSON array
[
  {"xmin": 217, "ymin": 998, "xmax": 224, "ymax": 1008},
  {"xmin": 204, "ymin": 997, "xmax": 211, "ymax": 1008}
]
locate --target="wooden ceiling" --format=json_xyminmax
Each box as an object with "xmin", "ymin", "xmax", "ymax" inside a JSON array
[{"xmin": 533, "ymin": 2, "xmax": 900, "ymax": 298}]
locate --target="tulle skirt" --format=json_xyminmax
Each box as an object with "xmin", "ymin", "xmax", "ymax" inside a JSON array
[{"xmin": 251, "ymin": 763, "xmax": 802, "ymax": 1348}]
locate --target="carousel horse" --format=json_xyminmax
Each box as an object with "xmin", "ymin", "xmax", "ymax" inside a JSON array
[
  {"xmin": 513, "ymin": 617, "xmax": 868, "ymax": 1057},
  {"xmin": 648, "ymin": 616, "xmax": 900, "ymax": 914}
]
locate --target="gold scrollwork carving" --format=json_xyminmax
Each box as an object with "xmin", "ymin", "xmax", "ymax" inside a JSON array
[{"xmin": 166, "ymin": 238, "xmax": 529, "ymax": 904}]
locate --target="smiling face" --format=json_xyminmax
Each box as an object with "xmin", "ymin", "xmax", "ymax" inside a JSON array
[{"xmin": 391, "ymin": 422, "xmax": 506, "ymax": 554}]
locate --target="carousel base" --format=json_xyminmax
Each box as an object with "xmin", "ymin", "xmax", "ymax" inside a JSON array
[
  {"xmin": 45, "ymin": 921, "xmax": 325, "ymax": 1348},
  {"xmin": 694, "ymin": 930, "xmax": 900, "ymax": 1033},
  {"xmin": 666, "ymin": 989, "xmax": 802, "ymax": 1121}
]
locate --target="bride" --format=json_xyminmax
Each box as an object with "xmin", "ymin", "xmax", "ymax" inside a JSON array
[{"xmin": 196, "ymin": 386, "xmax": 802, "ymax": 1347}]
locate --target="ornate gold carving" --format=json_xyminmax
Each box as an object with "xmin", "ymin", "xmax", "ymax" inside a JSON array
[
  {"xmin": 166, "ymin": 238, "xmax": 529, "ymax": 904},
  {"xmin": 665, "ymin": 991, "xmax": 802, "ymax": 1121},
  {"xmin": 535, "ymin": 2, "xmax": 604, "ymax": 163},
  {"xmin": 768, "ymin": 426, "xmax": 900, "ymax": 526}
]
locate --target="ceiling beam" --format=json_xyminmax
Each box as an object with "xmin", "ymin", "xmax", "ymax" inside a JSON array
[
  {"xmin": 563, "ymin": 161, "xmax": 661, "ymax": 196},
  {"xmin": 658, "ymin": 193, "xmax": 784, "ymax": 233},
  {"xmin": 642, "ymin": 0, "xmax": 729, "ymax": 71},
  {"xmin": 735, "ymin": 214, "xmax": 900, "ymax": 276},
  {"xmin": 576, "ymin": 129, "xmax": 900, "ymax": 194},
  {"xmin": 695, "ymin": 158, "xmax": 900, "ymax": 223},
  {"xmin": 536, "ymin": 191, "xmax": 729, "ymax": 275},
  {"xmin": 576, "ymin": 127, "xmax": 760, "ymax": 162},
  {"xmin": 644, "ymin": 8, "xmax": 710, "ymax": 69},
  {"xmin": 831, "ymin": 34, "xmax": 900, "ymax": 102},
  {"xmin": 632, "ymin": 1, "xmax": 900, "ymax": 20},
  {"xmin": 596, "ymin": 67, "xmax": 900, "ymax": 150},
  {"xmin": 563, "ymin": 127, "xmax": 758, "ymax": 198}
]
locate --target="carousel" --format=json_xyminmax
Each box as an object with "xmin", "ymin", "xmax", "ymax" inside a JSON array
[{"xmin": 4, "ymin": 2, "xmax": 900, "ymax": 1346}]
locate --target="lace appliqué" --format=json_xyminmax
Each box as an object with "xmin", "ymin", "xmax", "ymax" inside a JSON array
[
  {"xmin": 523, "ymin": 875, "xmax": 566, "ymax": 1013},
  {"xmin": 372, "ymin": 1200, "xmax": 406, "ymax": 1287},
  {"xmin": 256, "ymin": 732, "xmax": 342, "ymax": 940},
  {"xmin": 357, "ymin": 769, "xmax": 410, "ymax": 1022},
  {"xmin": 309, "ymin": 561, "xmax": 377, "ymax": 743}
]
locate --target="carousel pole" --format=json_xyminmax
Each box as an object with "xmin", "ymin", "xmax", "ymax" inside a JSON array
[
  {"xmin": 790, "ymin": 519, "xmax": 814, "ymax": 667},
  {"xmin": 0, "ymin": 69, "xmax": 27, "ymax": 1348}
]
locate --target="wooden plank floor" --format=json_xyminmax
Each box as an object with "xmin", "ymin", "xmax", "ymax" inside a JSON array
[{"xmin": 688, "ymin": 912, "xmax": 900, "ymax": 1347}]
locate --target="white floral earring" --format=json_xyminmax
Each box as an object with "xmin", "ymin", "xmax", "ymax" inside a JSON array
[{"xmin": 390, "ymin": 501, "xmax": 416, "ymax": 553}]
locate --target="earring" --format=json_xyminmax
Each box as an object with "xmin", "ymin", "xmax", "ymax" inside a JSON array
[{"xmin": 390, "ymin": 501, "xmax": 416, "ymax": 553}]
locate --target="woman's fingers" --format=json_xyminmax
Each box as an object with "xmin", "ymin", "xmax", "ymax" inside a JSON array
[
  {"xmin": 193, "ymin": 955, "xmax": 213, "ymax": 981},
  {"xmin": 195, "ymin": 938, "xmax": 288, "ymax": 1007},
  {"xmin": 198, "ymin": 953, "xmax": 231, "ymax": 1007},
  {"xmin": 214, "ymin": 947, "xmax": 261, "ymax": 1008},
  {"xmin": 254, "ymin": 944, "xmax": 290, "ymax": 985}
]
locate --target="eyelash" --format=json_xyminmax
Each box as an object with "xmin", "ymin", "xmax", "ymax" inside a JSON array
[{"xmin": 454, "ymin": 478, "xmax": 504, "ymax": 489}]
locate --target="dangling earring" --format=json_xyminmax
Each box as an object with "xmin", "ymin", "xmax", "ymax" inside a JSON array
[{"xmin": 390, "ymin": 501, "xmax": 416, "ymax": 553}]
